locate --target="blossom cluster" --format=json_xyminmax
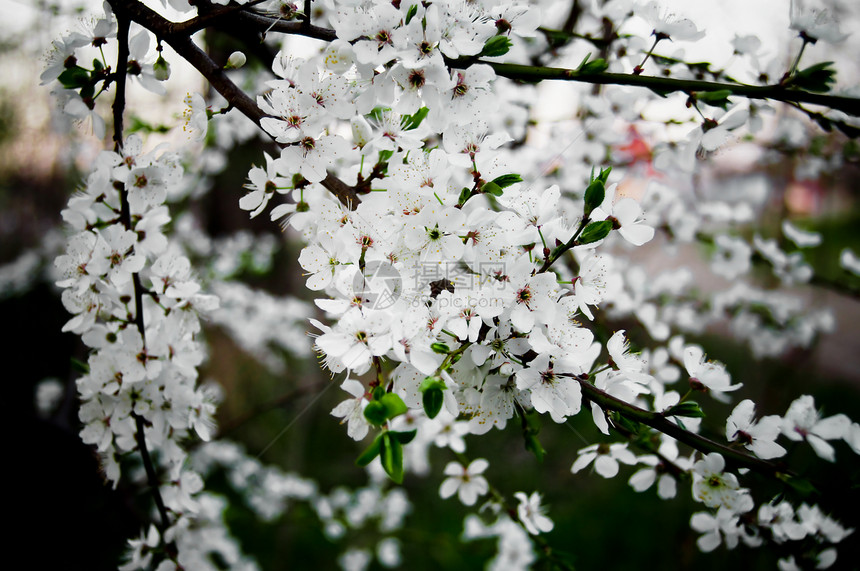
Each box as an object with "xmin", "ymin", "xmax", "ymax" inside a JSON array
[{"xmin": 52, "ymin": 130, "xmax": 223, "ymax": 567}]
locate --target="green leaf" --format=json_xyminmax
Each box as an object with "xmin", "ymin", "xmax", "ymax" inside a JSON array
[
  {"xmin": 380, "ymin": 392, "xmax": 408, "ymax": 419},
  {"xmin": 422, "ymin": 387, "xmax": 444, "ymax": 419},
  {"xmin": 578, "ymin": 55, "xmax": 609, "ymax": 74},
  {"xmin": 92, "ymin": 59, "xmax": 104, "ymax": 72},
  {"xmin": 368, "ymin": 106, "xmax": 391, "ymax": 122},
  {"xmin": 611, "ymin": 412, "xmax": 641, "ymax": 436},
  {"xmin": 430, "ymin": 342, "xmax": 450, "ymax": 354},
  {"xmin": 696, "ymin": 89, "xmax": 733, "ymax": 110},
  {"xmin": 404, "ymin": 3, "xmax": 418, "ymax": 25},
  {"xmin": 480, "ymin": 35, "xmax": 512, "ymax": 57},
  {"xmin": 70, "ymin": 357, "xmax": 90, "ymax": 374},
  {"xmin": 401, "ymin": 107, "xmax": 429, "ymax": 130},
  {"xmin": 491, "ymin": 174, "xmax": 523, "ymax": 189},
  {"xmin": 578, "ymin": 220, "xmax": 613, "ymax": 244},
  {"xmin": 595, "ymin": 166, "xmax": 612, "ymax": 184},
  {"xmin": 581, "ymin": 59, "xmax": 609, "ymax": 74},
  {"xmin": 355, "ymin": 433, "xmax": 384, "ymax": 466},
  {"xmin": 542, "ymin": 29, "xmax": 569, "ymax": 49},
  {"xmin": 371, "ymin": 385, "xmax": 386, "ymax": 400},
  {"xmin": 663, "ymin": 401, "xmax": 706, "ymax": 418},
  {"xmin": 380, "ymin": 433, "xmax": 404, "ymax": 483},
  {"xmin": 419, "ymin": 376, "xmax": 446, "ymax": 392},
  {"xmin": 79, "ymin": 83, "xmax": 95, "ymax": 101},
  {"xmin": 582, "ymin": 179, "xmax": 605, "ymax": 217},
  {"xmin": 458, "ymin": 186, "xmax": 472, "ymax": 206},
  {"xmin": 778, "ymin": 473, "xmax": 819, "ymax": 498},
  {"xmin": 363, "ymin": 400, "xmax": 389, "ymax": 426},
  {"xmin": 57, "ymin": 66, "xmax": 90, "ymax": 90},
  {"xmin": 391, "ymin": 429, "xmax": 418, "ymax": 445},
  {"xmin": 791, "ymin": 61, "xmax": 837, "ymax": 93},
  {"xmin": 482, "ymin": 181, "xmax": 504, "ymax": 196}
]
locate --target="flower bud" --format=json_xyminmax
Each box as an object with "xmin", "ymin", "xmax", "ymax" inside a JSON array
[
  {"xmin": 225, "ymin": 51, "xmax": 246, "ymax": 70},
  {"xmin": 351, "ymin": 116, "xmax": 373, "ymax": 149},
  {"xmin": 153, "ymin": 55, "xmax": 170, "ymax": 81}
]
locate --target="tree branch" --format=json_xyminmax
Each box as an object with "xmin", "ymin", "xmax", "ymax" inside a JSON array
[
  {"xmin": 576, "ymin": 377, "xmax": 792, "ymax": 479},
  {"xmin": 236, "ymin": 11, "xmax": 338, "ymax": 41},
  {"xmin": 171, "ymin": 0, "xmax": 270, "ymax": 35},
  {"xmin": 450, "ymin": 60, "xmax": 860, "ymax": 117}
]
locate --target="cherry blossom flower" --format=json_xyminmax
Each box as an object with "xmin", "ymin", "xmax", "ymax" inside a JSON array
[
  {"xmin": 514, "ymin": 491, "xmax": 554, "ymax": 535},
  {"xmin": 683, "ymin": 345, "xmax": 742, "ymax": 395},
  {"xmin": 565, "ymin": 254, "xmax": 610, "ymax": 321},
  {"xmin": 515, "ymin": 354, "xmax": 582, "ymax": 423},
  {"xmin": 691, "ymin": 453, "xmax": 753, "ymax": 513},
  {"xmin": 331, "ymin": 378, "xmax": 371, "ymax": 441},
  {"xmin": 312, "ymin": 310, "xmax": 393, "ymax": 375},
  {"xmin": 628, "ymin": 438, "xmax": 686, "ymax": 499},
  {"xmin": 781, "ymin": 395, "xmax": 850, "ymax": 461},
  {"xmin": 439, "ymin": 459, "xmax": 489, "ymax": 506},
  {"xmin": 637, "ymin": 1, "xmax": 705, "ymax": 41},
  {"xmin": 277, "ymin": 134, "xmax": 353, "ymax": 184},
  {"xmin": 758, "ymin": 501, "xmax": 807, "ymax": 543},
  {"xmin": 690, "ymin": 507, "xmax": 759, "ymax": 552},
  {"xmin": 789, "ymin": 0, "xmax": 849, "ymax": 44},
  {"xmin": 572, "ymin": 442, "xmax": 638, "ymax": 478},
  {"xmin": 726, "ymin": 399, "xmax": 786, "ymax": 460}
]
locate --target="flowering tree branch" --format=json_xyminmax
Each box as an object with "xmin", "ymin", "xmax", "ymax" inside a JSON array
[
  {"xmin": 111, "ymin": 9, "xmax": 172, "ymax": 537},
  {"xmin": 107, "ymin": 0, "xmax": 363, "ymax": 208},
  {"xmin": 575, "ymin": 377, "xmax": 791, "ymax": 479},
  {"xmin": 456, "ymin": 61, "xmax": 860, "ymax": 118}
]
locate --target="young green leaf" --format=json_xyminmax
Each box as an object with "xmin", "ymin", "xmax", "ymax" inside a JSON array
[
  {"xmin": 363, "ymin": 400, "xmax": 389, "ymax": 426},
  {"xmin": 482, "ymin": 181, "xmax": 504, "ymax": 196},
  {"xmin": 580, "ymin": 58, "xmax": 609, "ymax": 74},
  {"xmin": 380, "ymin": 432, "xmax": 404, "ymax": 483},
  {"xmin": 422, "ymin": 387, "xmax": 444, "ymax": 419},
  {"xmin": 404, "ymin": 3, "xmax": 418, "ymax": 25},
  {"xmin": 697, "ymin": 89, "xmax": 733, "ymax": 110},
  {"xmin": 578, "ymin": 220, "xmax": 613, "ymax": 244},
  {"xmin": 458, "ymin": 186, "xmax": 472, "ymax": 206},
  {"xmin": 583, "ymin": 179, "xmax": 605, "ymax": 217},
  {"xmin": 481, "ymin": 35, "xmax": 512, "ymax": 57},
  {"xmin": 57, "ymin": 66, "xmax": 90, "ymax": 90},
  {"xmin": 368, "ymin": 106, "xmax": 391, "ymax": 122},
  {"xmin": 663, "ymin": 401, "xmax": 706, "ymax": 418},
  {"xmin": 491, "ymin": 174, "xmax": 523, "ymax": 189},
  {"xmin": 391, "ymin": 429, "xmax": 418, "ymax": 445},
  {"xmin": 401, "ymin": 107, "xmax": 429, "ymax": 130},
  {"xmin": 791, "ymin": 62, "xmax": 836, "ymax": 93},
  {"xmin": 355, "ymin": 433, "xmax": 384, "ymax": 466},
  {"xmin": 419, "ymin": 376, "xmax": 447, "ymax": 392},
  {"xmin": 430, "ymin": 342, "xmax": 450, "ymax": 354},
  {"xmin": 380, "ymin": 392, "xmax": 408, "ymax": 420}
]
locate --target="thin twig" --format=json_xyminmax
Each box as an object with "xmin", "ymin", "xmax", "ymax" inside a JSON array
[{"xmin": 112, "ymin": 10, "xmax": 173, "ymax": 536}]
